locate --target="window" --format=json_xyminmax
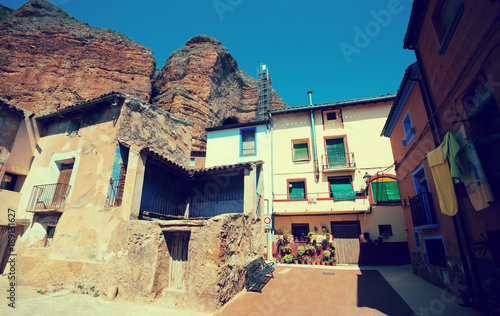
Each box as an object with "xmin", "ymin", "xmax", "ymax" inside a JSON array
[
  {"xmin": 402, "ymin": 110, "xmax": 415, "ymax": 146},
  {"xmin": 323, "ymin": 109, "xmax": 342, "ymax": 129},
  {"xmin": 45, "ymin": 226, "xmax": 56, "ymax": 247},
  {"xmin": 370, "ymin": 177, "xmax": 401, "ymax": 202},
  {"xmin": 0, "ymin": 172, "xmax": 17, "ymax": 191},
  {"xmin": 189, "ymin": 158, "xmax": 196, "ymax": 167},
  {"xmin": 325, "ymin": 137, "xmax": 347, "ymax": 167},
  {"xmin": 288, "ymin": 180, "xmax": 306, "ymax": 200},
  {"xmin": 329, "ymin": 177, "xmax": 355, "ymax": 201},
  {"xmin": 292, "ymin": 224, "xmax": 309, "ymax": 242},
  {"xmin": 378, "ymin": 225, "xmax": 393, "ymax": 237},
  {"xmin": 240, "ymin": 128, "xmax": 256, "ymax": 156},
  {"xmin": 424, "ymin": 236, "xmax": 447, "ymax": 267},
  {"xmin": 330, "ymin": 221, "xmax": 360, "ymax": 238},
  {"xmin": 432, "ymin": 0, "xmax": 464, "ymax": 54},
  {"xmin": 292, "ymin": 140, "xmax": 310, "ymax": 162}
]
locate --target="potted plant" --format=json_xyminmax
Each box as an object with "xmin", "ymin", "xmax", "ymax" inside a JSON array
[
  {"xmin": 330, "ymin": 239, "xmax": 336, "ymax": 251},
  {"xmin": 332, "ymin": 256, "xmax": 337, "ymax": 266},
  {"xmin": 307, "ymin": 232, "xmax": 317, "ymax": 245},
  {"xmin": 283, "ymin": 254, "xmax": 293, "ymax": 264},
  {"xmin": 305, "ymin": 244, "xmax": 315, "ymax": 255},
  {"xmin": 293, "ymin": 254, "xmax": 299, "ymax": 264},
  {"xmin": 280, "ymin": 256, "xmax": 285, "ymax": 264},
  {"xmin": 323, "ymin": 250, "xmax": 331, "ymax": 265},
  {"xmin": 305, "ymin": 257, "xmax": 312, "ymax": 265},
  {"xmin": 297, "ymin": 246, "xmax": 305, "ymax": 263}
]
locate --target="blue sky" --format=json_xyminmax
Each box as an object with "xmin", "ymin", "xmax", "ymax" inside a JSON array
[{"xmin": 2, "ymin": 0, "xmax": 416, "ymax": 107}]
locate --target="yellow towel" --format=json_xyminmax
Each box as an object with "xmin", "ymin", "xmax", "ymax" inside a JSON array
[{"xmin": 427, "ymin": 145, "xmax": 458, "ymax": 216}]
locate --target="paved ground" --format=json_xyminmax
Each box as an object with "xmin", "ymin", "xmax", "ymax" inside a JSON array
[
  {"xmin": 0, "ymin": 265, "xmax": 480, "ymax": 316},
  {"xmin": 216, "ymin": 264, "xmax": 480, "ymax": 316}
]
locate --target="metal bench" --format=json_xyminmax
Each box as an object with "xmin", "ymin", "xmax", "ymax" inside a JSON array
[{"xmin": 245, "ymin": 257, "xmax": 275, "ymax": 293}]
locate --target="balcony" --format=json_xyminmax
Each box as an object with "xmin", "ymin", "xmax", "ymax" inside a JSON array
[
  {"xmin": 322, "ymin": 152, "xmax": 356, "ymax": 172},
  {"xmin": 140, "ymin": 188, "xmax": 244, "ymax": 219},
  {"xmin": 409, "ymin": 192, "xmax": 439, "ymax": 229},
  {"xmin": 26, "ymin": 183, "xmax": 71, "ymax": 213}
]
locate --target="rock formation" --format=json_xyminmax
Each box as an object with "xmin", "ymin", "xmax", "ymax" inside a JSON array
[
  {"xmin": 153, "ymin": 35, "xmax": 286, "ymax": 150},
  {"xmin": 0, "ymin": 1, "xmax": 287, "ymax": 151},
  {"xmin": 0, "ymin": 0, "xmax": 156, "ymax": 114}
]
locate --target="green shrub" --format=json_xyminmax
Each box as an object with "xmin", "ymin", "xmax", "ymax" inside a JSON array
[
  {"xmin": 323, "ymin": 250, "xmax": 331, "ymax": 258},
  {"xmin": 283, "ymin": 254, "xmax": 293, "ymax": 263},
  {"xmin": 297, "ymin": 246, "xmax": 305, "ymax": 257}
]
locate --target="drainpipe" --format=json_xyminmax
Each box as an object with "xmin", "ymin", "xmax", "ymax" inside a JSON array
[
  {"xmin": 308, "ymin": 91, "xmax": 320, "ymax": 181},
  {"xmin": 268, "ymin": 111, "xmax": 275, "ymax": 260}
]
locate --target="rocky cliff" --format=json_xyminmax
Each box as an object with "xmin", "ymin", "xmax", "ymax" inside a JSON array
[
  {"xmin": 153, "ymin": 35, "xmax": 286, "ymax": 151},
  {"xmin": 0, "ymin": 1, "xmax": 287, "ymax": 151},
  {"xmin": 0, "ymin": 0, "xmax": 155, "ymax": 114}
]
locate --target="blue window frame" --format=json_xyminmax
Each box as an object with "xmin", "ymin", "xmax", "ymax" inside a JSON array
[
  {"xmin": 423, "ymin": 235, "xmax": 447, "ymax": 267},
  {"xmin": 240, "ymin": 127, "xmax": 256, "ymax": 157},
  {"xmin": 402, "ymin": 110, "xmax": 415, "ymax": 146}
]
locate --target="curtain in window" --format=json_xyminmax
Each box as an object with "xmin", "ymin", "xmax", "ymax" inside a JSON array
[
  {"xmin": 293, "ymin": 143, "xmax": 309, "ymax": 161},
  {"xmin": 242, "ymin": 131, "xmax": 256, "ymax": 155},
  {"xmin": 289, "ymin": 182, "xmax": 305, "ymax": 199},
  {"xmin": 329, "ymin": 178, "xmax": 355, "ymax": 200},
  {"xmin": 326, "ymin": 138, "xmax": 347, "ymax": 167},
  {"xmin": 371, "ymin": 181, "xmax": 401, "ymax": 202}
]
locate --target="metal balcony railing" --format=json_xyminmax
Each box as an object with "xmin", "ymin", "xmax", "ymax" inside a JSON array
[
  {"xmin": 142, "ymin": 188, "xmax": 244, "ymax": 219},
  {"xmin": 409, "ymin": 192, "xmax": 437, "ymax": 228},
  {"xmin": 27, "ymin": 183, "xmax": 71, "ymax": 211},
  {"xmin": 322, "ymin": 152, "xmax": 356, "ymax": 170}
]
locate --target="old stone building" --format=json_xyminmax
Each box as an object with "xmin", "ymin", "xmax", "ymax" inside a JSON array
[{"xmin": 3, "ymin": 93, "xmax": 265, "ymax": 312}]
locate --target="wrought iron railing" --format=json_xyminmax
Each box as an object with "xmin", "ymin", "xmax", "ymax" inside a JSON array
[
  {"xmin": 106, "ymin": 179, "xmax": 120, "ymax": 207},
  {"xmin": 27, "ymin": 183, "xmax": 71, "ymax": 211},
  {"xmin": 409, "ymin": 192, "xmax": 437, "ymax": 228},
  {"xmin": 188, "ymin": 193, "xmax": 244, "ymax": 218},
  {"xmin": 322, "ymin": 152, "xmax": 355, "ymax": 170},
  {"xmin": 143, "ymin": 189, "xmax": 244, "ymax": 219}
]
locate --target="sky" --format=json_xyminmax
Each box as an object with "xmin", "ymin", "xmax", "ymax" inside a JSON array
[{"xmin": 1, "ymin": 0, "xmax": 417, "ymax": 107}]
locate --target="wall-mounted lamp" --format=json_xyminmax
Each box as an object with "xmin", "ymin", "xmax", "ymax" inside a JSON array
[
  {"xmin": 288, "ymin": 183, "xmax": 293, "ymax": 188},
  {"xmin": 363, "ymin": 172, "xmax": 372, "ymax": 184}
]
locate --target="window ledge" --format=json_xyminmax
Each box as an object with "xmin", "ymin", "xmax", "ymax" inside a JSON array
[
  {"xmin": 414, "ymin": 224, "xmax": 440, "ymax": 230},
  {"xmin": 26, "ymin": 208, "xmax": 64, "ymax": 214}
]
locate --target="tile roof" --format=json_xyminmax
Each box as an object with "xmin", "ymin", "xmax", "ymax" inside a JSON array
[
  {"xmin": 270, "ymin": 94, "xmax": 396, "ymax": 114},
  {"xmin": 206, "ymin": 120, "xmax": 268, "ymax": 132},
  {"xmin": 142, "ymin": 147, "xmax": 263, "ymax": 179}
]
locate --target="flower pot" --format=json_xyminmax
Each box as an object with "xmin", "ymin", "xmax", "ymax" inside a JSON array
[
  {"xmin": 294, "ymin": 260, "xmax": 298, "ymax": 264},
  {"xmin": 307, "ymin": 261, "xmax": 311, "ymax": 265},
  {"xmin": 280, "ymin": 260, "xmax": 284, "ymax": 264},
  {"xmin": 332, "ymin": 262, "xmax": 336, "ymax": 266},
  {"xmin": 321, "ymin": 262, "xmax": 325, "ymax": 266}
]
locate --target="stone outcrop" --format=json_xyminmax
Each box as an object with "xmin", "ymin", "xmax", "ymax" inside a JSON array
[
  {"xmin": 0, "ymin": 4, "xmax": 13, "ymax": 22},
  {"xmin": 153, "ymin": 35, "xmax": 286, "ymax": 150},
  {"xmin": 0, "ymin": 0, "xmax": 156, "ymax": 114}
]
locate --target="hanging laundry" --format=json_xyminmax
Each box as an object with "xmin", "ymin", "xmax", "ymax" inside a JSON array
[{"xmin": 426, "ymin": 133, "xmax": 459, "ymax": 216}]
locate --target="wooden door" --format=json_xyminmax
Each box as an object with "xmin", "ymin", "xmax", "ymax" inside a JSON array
[
  {"xmin": 166, "ymin": 232, "xmax": 190, "ymax": 290},
  {"xmin": 331, "ymin": 221, "xmax": 361, "ymax": 264},
  {"xmin": 52, "ymin": 163, "xmax": 73, "ymax": 208}
]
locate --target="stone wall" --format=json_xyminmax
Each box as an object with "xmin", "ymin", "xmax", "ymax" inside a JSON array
[
  {"xmin": 117, "ymin": 97, "xmax": 193, "ymax": 166},
  {"xmin": 410, "ymin": 251, "xmax": 467, "ymax": 297}
]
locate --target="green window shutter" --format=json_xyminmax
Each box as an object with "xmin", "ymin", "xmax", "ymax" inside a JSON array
[
  {"xmin": 289, "ymin": 181, "xmax": 305, "ymax": 199},
  {"xmin": 293, "ymin": 143, "xmax": 309, "ymax": 162},
  {"xmin": 329, "ymin": 178, "xmax": 355, "ymax": 201},
  {"xmin": 325, "ymin": 138, "xmax": 346, "ymax": 166},
  {"xmin": 385, "ymin": 181, "xmax": 401, "ymax": 200},
  {"xmin": 371, "ymin": 181, "xmax": 401, "ymax": 202}
]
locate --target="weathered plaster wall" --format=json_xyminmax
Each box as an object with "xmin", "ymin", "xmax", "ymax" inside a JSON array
[
  {"xmin": 118, "ymin": 97, "xmax": 193, "ymax": 166},
  {"xmin": 172, "ymin": 213, "xmax": 264, "ymax": 312}
]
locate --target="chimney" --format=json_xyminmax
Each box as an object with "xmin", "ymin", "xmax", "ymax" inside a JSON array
[{"xmin": 307, "ymin": 91, "xmax": 313, "ymax": 105}]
